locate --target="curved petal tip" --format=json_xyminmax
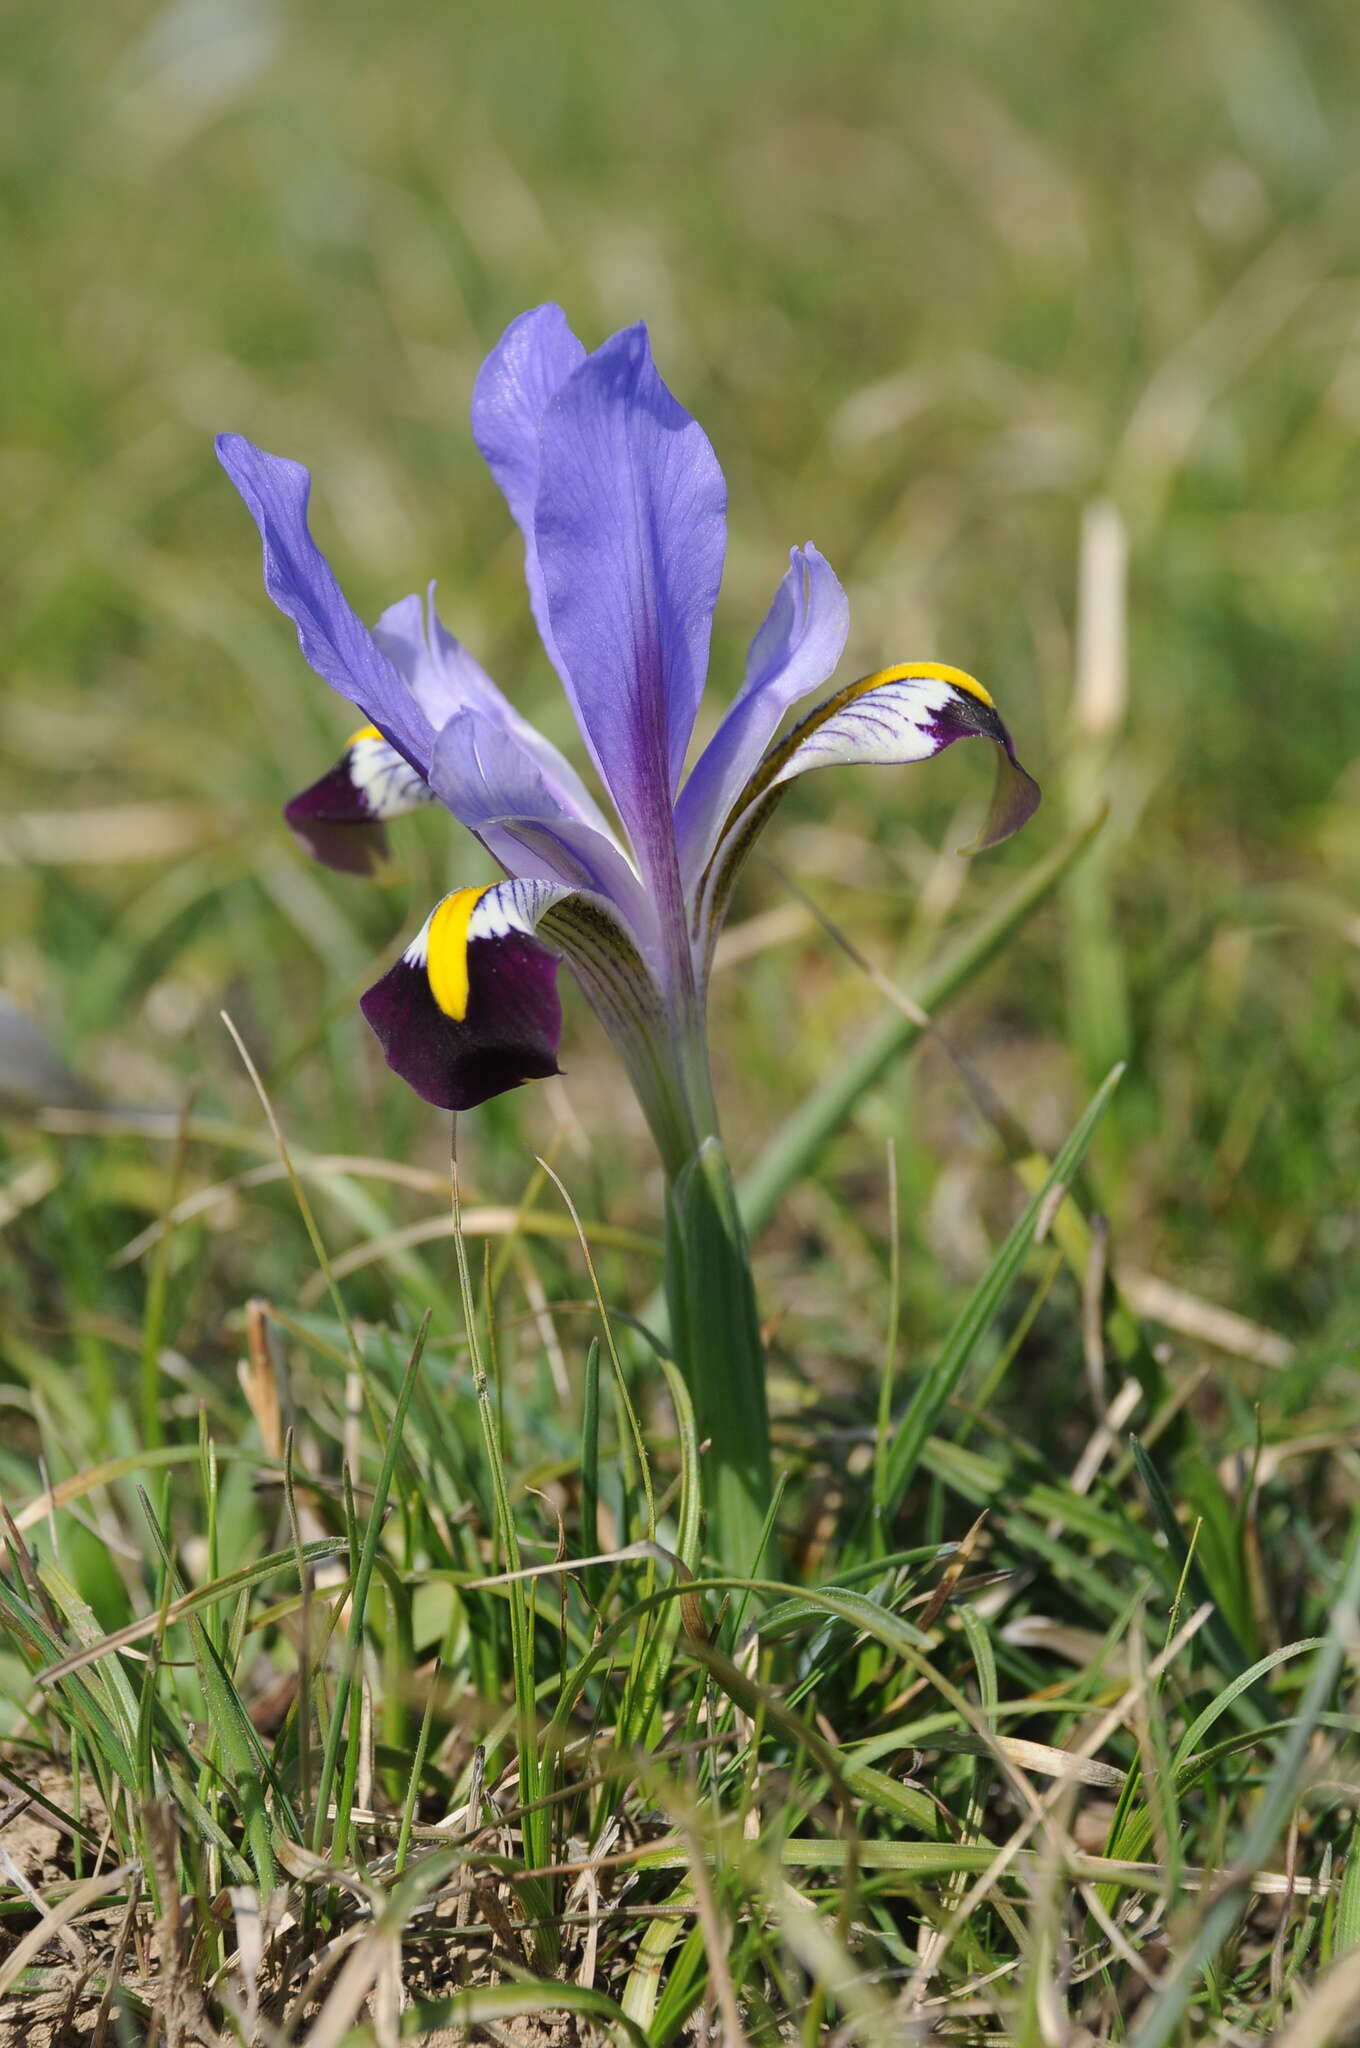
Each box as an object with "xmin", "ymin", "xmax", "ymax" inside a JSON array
[{"xmin": 959, "ymin": 746, "xmax": 1042, "ymax": 855}]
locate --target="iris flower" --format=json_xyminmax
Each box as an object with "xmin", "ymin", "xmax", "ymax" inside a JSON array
[{"xmin": 218, "ymin": 305, "xmax": 1038, "ymax": 1563}]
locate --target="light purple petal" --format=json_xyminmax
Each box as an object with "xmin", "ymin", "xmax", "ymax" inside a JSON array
[
  {"xmin": 215, "ymin": 435, "xmax": 434, "ymax": 773},
  {"xmin": 471, "ymin": 306, "xmax": 586, "ymax": 663},
  {"xmin": 674, "ymin": 544, "xmax": 849, "ymax": 890},
  {"xmin": 377, "ymin": 586, "xmax": 615, "ymax": 837},
  {"xmin": 533, "ymin": 323, "xmax": 727, "ymax": 884},
  {"xmin": 430, "ymin": 711, "xmax": 652, "ymax": 937}
]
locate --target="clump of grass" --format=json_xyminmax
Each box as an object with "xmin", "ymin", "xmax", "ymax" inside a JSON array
[{"xmin": 1, "ymin": 1032, "xmax": 1357, "ymax": 2041}]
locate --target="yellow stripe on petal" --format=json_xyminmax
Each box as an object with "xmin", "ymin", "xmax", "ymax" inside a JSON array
[
  {"xmin": 850, "ymin": 661, "xmax": 995, "ymax": 710},
  {"xmin": 425, "ymin": 886, "xmax": 492, "ymax": 1022},
  {"xmin": 346, "ymin": 722, "xmax": 385, "ymax": 749}
]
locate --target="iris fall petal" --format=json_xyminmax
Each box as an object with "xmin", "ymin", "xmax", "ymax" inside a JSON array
[
  {"xmin": 285, "ymin": 725, "xmax": 435, "ymax": 875},
  {"xmin": 693, "ymin": 664, "xmax": 1040, "ymax": 952},
  {"xmin": 361, "ymin": 885, "xmax": 564, "ymax": 1112}
]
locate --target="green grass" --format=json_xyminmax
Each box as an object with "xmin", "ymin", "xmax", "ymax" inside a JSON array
[{"xmin": 3, "ymin": 0, "xmax": 1360, "ymax": 2038}]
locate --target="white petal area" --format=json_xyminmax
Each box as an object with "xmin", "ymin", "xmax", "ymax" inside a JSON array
[
  {"xmin": 763, "ymin": 669, "xmax": 970, "ymax": 788},
  {"xmin": 399, "ymin": 876, "xmax": 660, "ymax": 1019},
  {"xmin": 401, "ymin": 877, "xmax": 576, "ymax": 967},
  {"xmin": 347, "ymin": 731, "xmax": 436, "ymax": 819},
  {"xmin": 692, "ymin": 664, "xmax": 1039, "ymax": 964}
]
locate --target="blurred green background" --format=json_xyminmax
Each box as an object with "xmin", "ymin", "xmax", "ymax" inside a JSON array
[{"xmin": 4, "ymin": 0, "xmax": 1359, "ymax": 1387}]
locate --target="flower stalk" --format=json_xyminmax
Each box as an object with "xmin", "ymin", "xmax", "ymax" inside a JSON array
[{"xmin": 665, "ymin": 1134, "xmax": 773, "ymax": 1578}]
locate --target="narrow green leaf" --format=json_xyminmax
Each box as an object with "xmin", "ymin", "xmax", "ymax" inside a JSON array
[
  {"xmin": 880, "ymin": 1064, "xmax": 1124, "ymax": 1516},
  {"xmin": 738, "ymin": 811, "xmax": 1105, "ymax": 1235},
  {"xmin": 312, "ymin": 1311, "xmax": 431, "ymax": 1863},
  {"xmin": 0, "ymin": 1577, "xmax": 136, "ymax": 1785},
  {"xmin": 622, "ymin": 1899, "xmax": 691, "ymax": 2028},
  {"xmin": 580, "ymin": 1337, "xmax": 602, "ymax": 1609},
  {"xmin": 666, "ymin": 1135, "xmax": 772, "ymax": 1575},
  {"xmin": 1338, "ymin": 1816, "xmax": 1360, "ymax": 1954},
  {"xmin": 1127, "ymin": 1511, "xmax": 1360, "ymax": 2048},
  {"xmin": 380, "ymin": 1981, "xmax": 650, "ymax": 2048},
  {"xmin": 137, "ymin": 1491, "xmax": 290, "ymax": 1893},
  {"xmin": 1130, "ymin": 1438, "xmax": 1266, "ymax": 1721}
]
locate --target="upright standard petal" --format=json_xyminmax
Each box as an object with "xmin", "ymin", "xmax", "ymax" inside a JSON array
[
  {"xmin": 533, "ymin": 324, "xmax": 727, "ymax": 877},
  {"xmin": 472, "ymin": 306, "xmax": 587, "ymax": 545},
  {"xmin": 471, "ymin": 306, "xmax": 586, "ymax": 661},
  {"xmin": 215, "ymin": 436, "xmax": 434, "ymax": 773},
  {"xmin": 692, "ymin": 662, "xmax": 1040, "ymax": 959},
  {"xmin": 674, "ymin": 544, "xmax": 849, "ymax": 888}
]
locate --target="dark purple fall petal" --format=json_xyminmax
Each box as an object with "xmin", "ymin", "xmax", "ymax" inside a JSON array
[
  {"xmin": 360, "ymin": 932, "xmax": 563, "ymax": 1113},
  {"xmin": 928, "ymin": 698, "xmax": 1042, "ymax": 852},
  {"xmin": 284, "ymin": 763, "xmax": 391, "ymax": 876}
]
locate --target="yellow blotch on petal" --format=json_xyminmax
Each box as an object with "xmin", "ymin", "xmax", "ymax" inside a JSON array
[
  {"xmin": 855, "ymin": 661, "xmax": 995, "ymax": 709},
  {"xmin": 426, "ymin": 887, "xmax": 491, "ymax": 1022},
  {"xmin": 346, "ymin": 723, "xmax": 385, "ymax": 749}
]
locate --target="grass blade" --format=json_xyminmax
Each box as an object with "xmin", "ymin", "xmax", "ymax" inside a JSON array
[
  {"xmin": 878, "ymin": 1063, "xmax": 1124, "ymax": 1518},
  {"xmin": 1129, "ymin": 1436, "xmax": 1266, "ymax": 1719},
  {"xmin": 311, "ymin": 1311, "xmax": 431, "ymax": 1861},
  {"xmin": 738, "ymin": 811, "xmax": 1105, "ymax": 1235},
  {"xmin": 1127, "ymin": 1512, "xmax": 1360, "ymax": 2048}
]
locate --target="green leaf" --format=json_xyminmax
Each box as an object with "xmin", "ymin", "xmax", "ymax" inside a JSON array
[
  {"xmin": 313, "ymin": 1312, "xmax": 431, "ymax": 1865},
  {"xmin": 666, "ymin": 1135, "xmax": 772, "ymax": 1577},
  {"xmin": 878, "ymin": 1064, "xmax": 1125, "ymax": 1518},
  {"xmin": 1129, "ymin": 1437, "xmax": 1266, "ymax": 1720},
  {"xmin": 737, "ymin": 811, "xmax": 1106, "ymax": 1235}
]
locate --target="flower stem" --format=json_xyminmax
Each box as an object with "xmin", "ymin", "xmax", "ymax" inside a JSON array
[{"xmin": 664, "ymin": 1134, "xmax": 773, "ymax": 1578}]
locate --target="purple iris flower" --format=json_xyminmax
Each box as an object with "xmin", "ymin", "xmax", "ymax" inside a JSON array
[{"xmin": 217, "ymin": 306, "xmax": 1038, "ymax": 1172}]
